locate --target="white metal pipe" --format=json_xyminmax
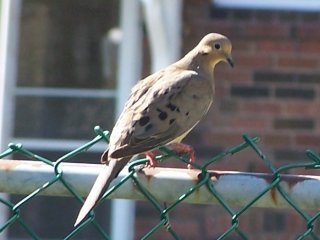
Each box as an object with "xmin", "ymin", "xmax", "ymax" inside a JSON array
[
  {"xmin": 0, "ymin": 160, "xmax": 320, "ymax": 210},
  {"xmin": 111, "ymin": 0, "xmax": 143, "ymax": 239},
  {"xmin": 0, "ymin": 1, "xmax": 22, "ymax": 239},
  {"xmin": 142, "ymin": 0, "xmax": 170, "ymax": 71},
  {"xmin": 15, "ymin": 87, "xmax": 116, "ymax": 98},
  {"xmin": 161, "ymin": 0, "xmax": 182, "ymax": 62},
  {"xmin": 12, "ymin": 138, "xmax": 107, "ymax": 152},
  {"xmin": 110, "ymin": 1, "xmax": 182, "ymax": 238},
  {"xmin": 213, "ymin": 0, "xmax": 320, "ymax": 12},
  {"xmin": 0, "ymin": 0, "xmax": 21, "ymax": 159},
  {"xmin": 116, "ymin": 0, "xmax": 142, "ymax": 110},
  {"xmin": 141, "ymin": 0, "xmax": 182, "ymax": 71}
]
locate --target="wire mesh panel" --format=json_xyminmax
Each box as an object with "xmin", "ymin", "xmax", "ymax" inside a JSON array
[{"xmin": 0, "ymin": 126, "xmax": 319, "ymax": 239}]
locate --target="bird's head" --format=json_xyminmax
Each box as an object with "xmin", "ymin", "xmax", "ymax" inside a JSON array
[{"xmin": 198, "ymin": 33, "xmax": 234, "ymax": 68}]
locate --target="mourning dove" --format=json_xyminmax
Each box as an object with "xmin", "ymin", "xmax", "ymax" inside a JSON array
[{"xmin": 75, "ymin": 33, "xmax": 234, "ymax": 226}]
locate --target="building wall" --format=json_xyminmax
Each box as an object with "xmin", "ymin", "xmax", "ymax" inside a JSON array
[
  {"xmin": 183, "ymin": 1, "xmax": 320, "ymax": 172},
  {"xmin": 11, "ymin": 1, "xmax": 119, "ymax": 239},
  {"xmin": 135, "ymin": 1, "xmax": 320, "ymax": 239},
  {"xmin": 8, "ymin": 0, "xmax": 320, "ymax": 239}
]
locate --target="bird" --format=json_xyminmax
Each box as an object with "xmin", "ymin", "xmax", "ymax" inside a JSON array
[{"xmin": 74, "ymin": 33, "xmax": 234, "ymax": 226}]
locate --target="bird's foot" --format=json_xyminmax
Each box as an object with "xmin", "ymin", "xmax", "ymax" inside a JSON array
[
  {"xmin": 145, "ymin": 151, "xmax": 158, "ymax": 167},
  {"xmin": 170, "ymin": 143, "xmax": 196, "ymax": 169}
]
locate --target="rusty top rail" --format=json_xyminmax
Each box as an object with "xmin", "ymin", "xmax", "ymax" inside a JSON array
[{"xmin": 1, "ymin": 159, "xmax": 320, "ymax": 210}]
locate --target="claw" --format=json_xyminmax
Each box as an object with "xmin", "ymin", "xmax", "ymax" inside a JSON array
[
  {"xmin": 170, "ymin": 143, "xmax": 196, "ymax": 169},
  {"xmin": 145, "ymin": 151, "xmax": 158, "ymax": 167},
  {"xmin": 145, "ymin": 143, "xmax": 196, "ymax": 169}
]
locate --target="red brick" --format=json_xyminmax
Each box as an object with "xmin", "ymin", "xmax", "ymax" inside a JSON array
[
  {"xmin": 184, "ymin": 20, "xmax": 236, "ymax": 40},
  {"xmin": 135, "ymin": 219, "xmax": 168, "ymax": 239},
  {"xmin": 256, "ymin": 40, "xmax": 297, "ymax": 53},
  {"xmin": 263, "ymin": 134, "xmax": 293, "ymax": 147},
  {"xmin": 291, "ymin": 168, "xmax": 320, "ymax": 176},
  {"xmin": 240, "ymin": 101, "xmax": 282, "ymax": 115},
  {"xmin": 164, "ymin": 2, "xmax": 320, "ymax": 239},
  {"xmin": 252, "ymin": 162, "xmax": 275, "ymax": 173},
  {"xmin": 263, "ymin": 211, "xmax": 286, "ymax": 231},
  {"xmin": 213, "ymin": 116, "xmax": 270, "ymax": 132},
  {"xmin": 215, "ymin": 67, "xmax": 253, "ymax": 82},
  {"xmin": 277, "ymin": 56, "xmax": 318, "ymax": 69},
  {"xmin": 300, "ymin": 41, "xmax": 320, "ymax": 54},
  {"xmin": 283, "ymin": 102, "xmax": 320, "ymax": 117},
  {"xmin": 236, "ymin": 53, "xmax": 274, "ymax": 68},
  {"xmin": 240, "ymin": 23, "xmax": 291, "ymax": 39},
  {"xmin": 203, "ymin": 132, "xmax": 245, "ymax": 146},
  {"xmin": 205, "ymin": 210, "xmax": 230, "ymax": 237},
  {"xmin": 218, "ymin": 99, "xmax": 239, "ymax": 114},
  {"xmin": 215, "ymin": 84, "xmax": 229, "ymax": 99},
  {"xmin": 232, "ymin": 40, "xmax": 255, "ymax": 54},
  {"xmin": 206, "ymin": 21, "xmax": 238, "ymax": 37},
  {"xmin": 297, "ymin": 24, "xmax": 320, "ymax": 40},
  {"xmin": 286, "ymin": 211, "xmax": 310, "ymax": 234},
  {"xmin": 296, "ymin": 134, "xmax": 320, "ymax": 148},
  {"xmin": 234, "ymin": 210, "xmax": 264, "ymax": 234}
]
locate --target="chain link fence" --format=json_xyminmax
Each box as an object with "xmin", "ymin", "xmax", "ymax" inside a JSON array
[{"xmin": 0, "ymin": 126, "xmax": 320, "ymax": 239}]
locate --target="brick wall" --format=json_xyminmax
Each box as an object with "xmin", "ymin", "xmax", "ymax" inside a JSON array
[
  {"xmin": 11, "ymin": 1, "xmax": 320, "ymax": 239},
  {"xmin": 137, "ymin": 1, "xmax": 320, "ymax": 239},
  {"xmin": 183, "ymin": 1, "xmax": 320, "ymax": 169}
]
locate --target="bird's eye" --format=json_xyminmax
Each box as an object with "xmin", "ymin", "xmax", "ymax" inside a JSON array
[{"xmin": 214, "ymin": 43, "xmax": 221, "ymax": 50}]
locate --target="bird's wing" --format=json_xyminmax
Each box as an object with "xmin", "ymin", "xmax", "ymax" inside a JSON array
[{"xmin": 109, "ymin": 68, "xmax": 205, "ymax": 159}]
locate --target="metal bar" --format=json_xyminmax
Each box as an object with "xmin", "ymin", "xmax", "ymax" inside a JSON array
[
  {"xmin": 15, "ymin": 87, "xmax": 116, "ymax": 98},
  {"xmin": 12, "ymin": 138, "xmax": 108, "ymax": 152},
  {"xmin": 141, "ymin": 0, "xmax": 182, "ymax": 72},
  {"xmin": 111, "ymin": 0, "xmax": 143, "ymax": 238},
  {"xmin": 0, "ymin": 1, "xmax": 22, "ymax": 239},
  {"xmin": 213, "ymin": 0, "xmax": 320, "ymax": 12},
  {"xmin": 1, "ymin": 159, "xmax": 320, "ymax": 210}
]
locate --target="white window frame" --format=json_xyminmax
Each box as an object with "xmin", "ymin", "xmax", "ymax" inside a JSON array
[{"xmin": 213, "ymin": 0, "xmax": 320, "ymax": 12}]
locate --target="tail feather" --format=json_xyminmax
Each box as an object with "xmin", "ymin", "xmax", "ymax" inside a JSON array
[{"xmin": 74, "ymin": 157, "xmax": 130, "ymax": 226}]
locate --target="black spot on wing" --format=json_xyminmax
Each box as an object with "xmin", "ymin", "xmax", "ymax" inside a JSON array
[
  {"xmin": 166, "ymin": 103, "xmax": 180, "ymax": 113},
  {"xmin": 169, "ymin": 119, "xmax": 176, "ymax": 125},
  {"xmin": 166, "ymin": 103, "xmax": 177, "ymax": 111},
  {"xmin": 159, "ymin": 112, "xmax": 168, "ymax": 120},
  {"xmin": 139, "ymin": 116, "xmax": 150, "ymax": 126},
  {"xmin": 145, "ymin": 124, "xmax": 153, "ymax": 131},
  {"xmin": 156, "ymin": 108, "xmax": 168, "ymax": 121}
]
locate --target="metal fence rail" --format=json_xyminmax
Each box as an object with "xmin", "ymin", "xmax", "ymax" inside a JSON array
[{"xmin": 0, "ymin": 126, "xmax": 320, "ymax": 239}]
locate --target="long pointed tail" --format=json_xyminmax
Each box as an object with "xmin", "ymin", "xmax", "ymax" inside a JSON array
[{"xmin": 74, "ymin": 157, "xmax": 130, "ymax": 226}]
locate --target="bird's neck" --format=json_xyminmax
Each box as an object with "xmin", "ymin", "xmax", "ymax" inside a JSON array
[{"xmin": 175, "ymin": 51, "xmax": 215, "ymax": 78}]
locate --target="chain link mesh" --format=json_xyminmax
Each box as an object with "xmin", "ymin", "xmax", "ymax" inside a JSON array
[{"xmin": 0, "ymin": 126, "xmax": 319, "ymax": 239}]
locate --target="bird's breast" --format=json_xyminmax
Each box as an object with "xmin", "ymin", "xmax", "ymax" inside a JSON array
[{"xmin": 171, "ymin": 79, "xmax": 214, "ymax": 141}]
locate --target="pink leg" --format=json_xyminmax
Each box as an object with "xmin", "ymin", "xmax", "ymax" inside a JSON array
[
  {"xmin": 145, "ymin": 151, "xmax": 158, "ymax": 167},
  {"xmin": 170, "ymin": 143, "xmax": 196, "ymax": 169}
]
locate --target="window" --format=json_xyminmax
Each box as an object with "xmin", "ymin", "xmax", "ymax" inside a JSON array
[
  {"xmin": 213, "ymin": 0, "xmax": 320, "ymax": 12},
  {"xmin": 9, "ymin": 1, "xmax": 120, "ymax": 238},
  {"xmin": 15, "ymin": 0, "xmax": 119, "ymax": 149}
]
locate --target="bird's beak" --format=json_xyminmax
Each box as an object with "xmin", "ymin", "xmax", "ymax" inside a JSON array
[{"xmin": 226, "ymin": 56, "xmax": 234, "ymax": 68}]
